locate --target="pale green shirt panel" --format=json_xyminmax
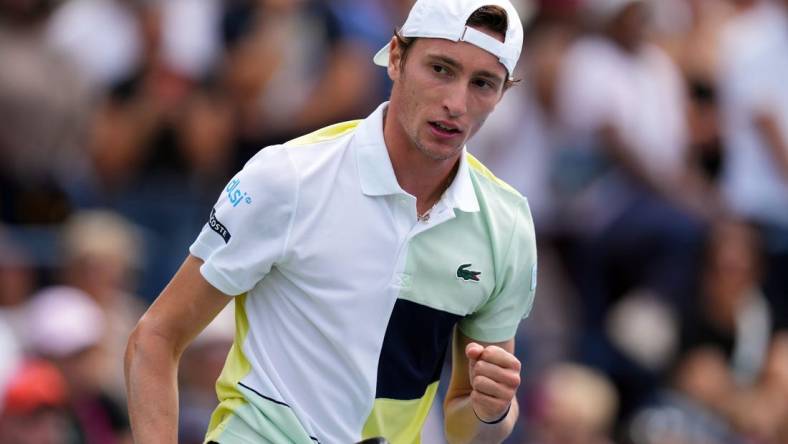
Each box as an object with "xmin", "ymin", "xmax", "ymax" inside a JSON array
[{"xmin": 458, "ymin": 197, "xmax": 537, "ymax": 343}]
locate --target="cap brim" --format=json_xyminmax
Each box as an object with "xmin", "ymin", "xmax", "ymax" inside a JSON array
[{"xmin": 373, "ymin": 44, "xmax": 390, "ymax": 68}]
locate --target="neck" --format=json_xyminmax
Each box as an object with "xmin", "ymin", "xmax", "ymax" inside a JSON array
[{"xmin": 382, "ymin": 103, "xmax": 461, "ymax": 215}]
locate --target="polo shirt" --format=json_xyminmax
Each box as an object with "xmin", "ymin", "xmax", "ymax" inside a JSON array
[{"xmin": 189, "ymin": 102, "xmax": 537, "ymax": 444}]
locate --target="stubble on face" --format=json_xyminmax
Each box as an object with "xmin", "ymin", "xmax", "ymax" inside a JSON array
[
  {"xmin": 390, "ymin": 38, "xmax": 505, "ymax": 164},
  {"xmin": 396, "ymin": 67, "xmax": 464, "ymax": 162}
]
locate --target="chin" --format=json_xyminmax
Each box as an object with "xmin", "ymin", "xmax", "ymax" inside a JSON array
[{"xmin": 417, "ymin": 143, "xmax": 464, "ymax": 162}]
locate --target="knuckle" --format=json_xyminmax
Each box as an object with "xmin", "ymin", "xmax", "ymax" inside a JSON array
[
  {"xmin": 470, "ymin": 389, "xmax": 484, "ymax": 404},
  {"xmin": 483, "ymin": 345, "xmax": 503, "ymax": 358},
  {"xmin": 511, "ymin": 358, "xmax": 522, "ymax": 372}
]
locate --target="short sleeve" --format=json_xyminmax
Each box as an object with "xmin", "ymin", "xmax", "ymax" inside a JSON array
[
  {"xmin": 458, "ymin": 199, "xmax": 538, "ymax": 343},
  {"xmin": 189, "ymin": 146, "xmax": 298, "ymax": 296}
]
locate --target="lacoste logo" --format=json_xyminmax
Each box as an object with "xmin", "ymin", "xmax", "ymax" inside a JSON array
[
  {"xmin": 457, "ymin": 264, "xmax": 481, "ymax": 282},
  {"xmin": 209, "ymin": 208, "xmax": 231, "ymax": 244}
]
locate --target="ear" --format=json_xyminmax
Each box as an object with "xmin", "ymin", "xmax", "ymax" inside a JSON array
[{"xmin": 387, "ymin": 37, "xmax": 402, "ymax": 82}]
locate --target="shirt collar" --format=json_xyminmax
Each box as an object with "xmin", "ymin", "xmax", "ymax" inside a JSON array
[
  {"xmin": 355, "ymin": 103, "xmax": 402, "ymax": 197},
  {"xmin": 354, "ymin": 102, "xmax": 480, "ymax": 213},
  {"xmin": 446, "ymin": 150, "xmax": 480, "ymax": 213}
]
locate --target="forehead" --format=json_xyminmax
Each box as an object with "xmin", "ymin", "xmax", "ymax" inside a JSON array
[{"xmin": 409, "ymin": 36, "xmax": 508, "ymax": 80}]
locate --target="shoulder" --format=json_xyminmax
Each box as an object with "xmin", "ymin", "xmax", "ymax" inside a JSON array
[
  {"xmin": 466, "ymin": 153, "xmax": 526, "ymax": 204},
  {"xmin": 284, "ymin": 119, "xmax": 362, "ymax": 148},
  {"xmin": 466, "ymin": 153, "xmax": 535, "ymax": 242},
  {"xmin": 241, "ymin": 119, "xmax": 361, "ymax": 175},
  {"xmin": 277, "ymin": 120, "xmax": 363, "ymax": 180}
]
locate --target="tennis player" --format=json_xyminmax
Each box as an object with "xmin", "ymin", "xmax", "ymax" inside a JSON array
[{"xmin": 125, "ymin": 0, "xmax": 537, "ymax": 443}]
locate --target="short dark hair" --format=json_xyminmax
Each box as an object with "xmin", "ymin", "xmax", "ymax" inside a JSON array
[
  {"xmin": 466, "ymin": 5, "xmax": 509, "ymax": 35},
  {"xmin": 394, "ymin": 5, "xmax": 520, "ymax": 88}
]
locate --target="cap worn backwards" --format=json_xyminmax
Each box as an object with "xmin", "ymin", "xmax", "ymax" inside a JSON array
[{"xmin": 373, "ymin": 0, "xmax": 524, "ymax": 79}]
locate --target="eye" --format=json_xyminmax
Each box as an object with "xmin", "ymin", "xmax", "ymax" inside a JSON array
[
  {"xmin": 432, "ymin": 64, "xmax": 449, "ymax": 75},
  {"xmin": 472, "ymin": 79, "xmax": 494, "ymax": 90}
]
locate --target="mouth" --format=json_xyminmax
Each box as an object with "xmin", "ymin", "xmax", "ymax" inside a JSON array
[{"xmin": 428, "ymin": 121, "xmax": 463, "ymax": 138}]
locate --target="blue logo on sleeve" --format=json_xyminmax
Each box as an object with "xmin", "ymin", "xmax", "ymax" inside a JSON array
[{"xmin": 226, "ymin": 178, "xmax": 252, "ymax": 207}]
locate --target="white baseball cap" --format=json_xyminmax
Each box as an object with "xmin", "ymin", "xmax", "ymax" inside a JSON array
[
  {"xmin": 25, "ymin": 286, "xmax": 106, "ymax": 358},
  {"xmin": 373, "ymin": 0, "xmax": 524, "ymax": 79}
]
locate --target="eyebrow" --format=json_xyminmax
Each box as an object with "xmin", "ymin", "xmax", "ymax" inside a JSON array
[{"xmin": 426, "ymin": 54, "xmax": 506, "ymax": 85}]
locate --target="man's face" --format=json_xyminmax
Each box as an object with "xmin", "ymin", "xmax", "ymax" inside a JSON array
[{"xmin": 387, "ymin": 31, "xmax": 508, "ymax": 161}]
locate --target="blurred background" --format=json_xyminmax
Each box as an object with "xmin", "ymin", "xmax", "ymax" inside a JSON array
[{"xmin": 1, "ymin": 0, "xmax": 787, "ymax": 443}]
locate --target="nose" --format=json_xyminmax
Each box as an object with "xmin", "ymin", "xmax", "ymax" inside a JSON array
[{"xmin": 442, "ymin": 83, "xmax": 468, "ymax": 118}]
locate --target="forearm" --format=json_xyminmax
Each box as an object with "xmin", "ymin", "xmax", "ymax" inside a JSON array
[
  {"xmin": 125, "ymin": 327, "xmax": 182, "ymax": 444},
  {"xmin": 444, "ymin": 396, "xmax": 518, "ymax": 444}
]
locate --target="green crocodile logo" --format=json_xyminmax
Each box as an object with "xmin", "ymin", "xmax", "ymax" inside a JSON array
[{"xmin": 457, "ymin": 264, "xmax": 481, "ymax": 282}]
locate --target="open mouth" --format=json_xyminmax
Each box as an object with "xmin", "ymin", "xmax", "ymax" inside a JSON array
[{"xmin": 429, "ymin": 121, "xmax": 462, "ymax": 136}]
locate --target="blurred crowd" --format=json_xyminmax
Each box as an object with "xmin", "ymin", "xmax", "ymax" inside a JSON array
[{"xmin": 0, "ymin": 0, "xmax": 787, "ymax": 443}]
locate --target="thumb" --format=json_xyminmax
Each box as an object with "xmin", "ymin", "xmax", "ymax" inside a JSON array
[{"xmin": 465, "ymin": 342, "xmax": 484, "ymax": 363}]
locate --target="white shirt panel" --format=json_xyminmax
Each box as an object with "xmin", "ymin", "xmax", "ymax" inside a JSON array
[
  {"xmin": 190, "ymin": 102, "xmax": 526, "ymax": 443},
  {"xmin": 190, "ymin": 146, "xmax": 298, "ymax": 296}
]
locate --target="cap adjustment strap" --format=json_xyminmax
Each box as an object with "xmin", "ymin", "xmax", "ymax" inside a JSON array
[{"xmin": 459, "ymin": 26, "xmax": 517, "ymax": 70}]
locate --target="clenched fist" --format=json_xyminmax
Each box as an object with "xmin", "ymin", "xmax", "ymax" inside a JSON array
[{"xmin": 465, "ymin": 342, "xmax": 521, "ymax": 423}]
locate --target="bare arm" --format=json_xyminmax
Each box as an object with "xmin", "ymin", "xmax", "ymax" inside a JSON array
[
  {"xmin": 125, "ymin": 255, "xmax": 232, "ymax": 444},
  {"xmin": 443, "ymin": 328, "xmax": 520, "ymax": 444}
]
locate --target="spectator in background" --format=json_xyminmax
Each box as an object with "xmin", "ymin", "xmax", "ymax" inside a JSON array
[
  {"xmin": 47, "ymin": 0, "xmax": 225, "ymax": 90},
  {"xmin": 553, "ymin": 0, "xmax": 707, "ymax": 421},
  {"xmin": 59, "ymin": 210, "xmax": 146, "ymax": 400},
  {"xmin": 221, "ymin": 0, "xmax": 380, "ymax": 160},
  {"xmin": 0, "ymin": 321, "xmax": 22, "ymax": 414},
  {"xmin": 655, "ymin": 0, "xmax": 736, "ymax": 192},
  {"xmin": 175, "ymin": 88, "xmax": 236, "ymax": 192},
  {"xmin": 657, "ymin": 0, "xmax": 736, "ymax": 84},
  {"xmin": 46, "ymin": 0, "xmax": 147, "ymax": 90},
  {"xmin": 524, "ymin": 363, "xmax": 619, "ymax": 444},
  {"xmin": 718, "ymin": 0, "xmax": 788, "ymax": 332},
  {"xmin": 673, "ymin": 220, "xmax": 786, "ymax": 443},
  {"xmin": 61, "ymin": 0, "xmax": 228, "ymax": 196},
  {"xmin": 0, "ymin": 232, "xmax": 36, "ymax": 342},
  {"xmin": 25, "ymin": 286, "xmax": 131, "ymax": 444},
  {"xmin": 0, "ymin": 360, "xmax": 74, "ymax": 444},
  {"xmin": 0, "ymin": 0, "xmax": 93, "ymax": 225},
  {"xmin": 627, "ymin": 219, "xmax": 788, "ymax": 444}
]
